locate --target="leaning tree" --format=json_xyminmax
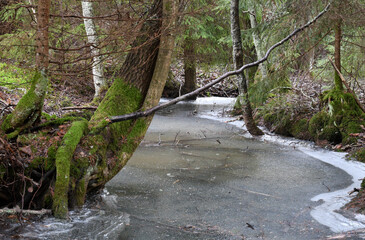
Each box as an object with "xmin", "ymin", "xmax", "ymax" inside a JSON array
[{"xmin": 1, "ymin": 0, "xmax": 177, "ymax": 218}]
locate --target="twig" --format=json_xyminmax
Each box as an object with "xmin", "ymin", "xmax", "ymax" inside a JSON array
[
  {"xmin": 62, "ymin": 106, "xmax": 98, "ymax": 111},
  {"xmin": 108, "ymin": 4, "xmax": 330, "ymax": 124},
  {"xmin": 174, "ymin": 131, "xmax": 180, "ymax": 145}
]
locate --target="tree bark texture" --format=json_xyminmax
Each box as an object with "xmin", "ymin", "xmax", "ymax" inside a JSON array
[
  {"xmin": 81, "ymin": 1, "xmax": 106, "ymax": 98},
  {"xmin": 334, "ymin": 18, "xmax": 343, "ymax": 91},
  {"xmin": 182, "ymin": 37, "xmax": 197, "ymax": 99},
  {"xmin": 248, "ymin": 5, "xmax": 268, "ymax": 81},
  {"xmin": 119, "ymin": 0, "xmax": 163, "ymax": 96},
  {"xmin": 230, "ymin": 0, "xmax": 263, "ymax": 136},
  {"xmin": 36, "ymin": 0, "xmax": 50, "ymax": 71}
]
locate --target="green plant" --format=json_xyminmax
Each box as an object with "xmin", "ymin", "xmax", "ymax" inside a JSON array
[{"xmin": 0, "ymin": 62, "xmax": 34, "ymax": 89}]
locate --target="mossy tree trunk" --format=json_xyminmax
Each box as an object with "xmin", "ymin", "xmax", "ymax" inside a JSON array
[
  {"xmin": 230, "ymin": 0, "xmax": 263, "ymax": 136},
  {"xmin": 1, "ymin": 0, "xmax": 50, "ymax": 138},
  {"xmin": 51, "ymin": 0, "xmax": 177, "ymax": 218}
]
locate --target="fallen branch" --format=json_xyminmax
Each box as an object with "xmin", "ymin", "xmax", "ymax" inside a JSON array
[
  {"xmin": 0, "ymin": 207, "xmax": 52, "ymax": 216},
  {"xmin": 108, "ymin": 4, "xmax": 330, "ymax": 124},
  {"xmin": 328, "ymin": 58, "xmax": 365, "ymax": 113},
  {"xmin": 62, "ymin": 106, "xmax": 98, "ymax": 111}
]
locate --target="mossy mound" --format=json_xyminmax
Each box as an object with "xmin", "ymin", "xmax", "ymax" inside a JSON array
[{"xmin": 290, "ymin": 119, "xmax": 311, "ymax": 139}]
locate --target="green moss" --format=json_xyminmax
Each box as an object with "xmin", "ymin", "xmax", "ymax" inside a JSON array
[
  {"xmin": 74, "ymin": 178, "xmax": 87, "ymax": 207},
  {"xmin": 323, "ymin": 90, "xmax": 363, "ymax": 118},
  {"xmin": 318, "ymin": 125, "xmax": 342, "ymax": 144},
  {"xmin": 274, "ymin": 114, "xmax": 292, "ymax": 136},
  {"xmin": 17, "ymin": 132, "xmax": 42, "ymax": 145},
  {"xmin": 52, "ymin": 120, "xmax": 88, "ymax": 218},
  {"xmin": 2, "ymin": 71, "xmax": 48, "ymax": 136},
  {"xmin": 120, "ymin": 119, "xmax": 148, "ymax": 154},
  {"xmin": 84, "ymin": 79, "xmax": 145, "ymax": 183},
  {"xmin": 89, "ymin": 119, "xmax": 110, "ymax": 135},
  {"xmin": 36, "ymin": 116, "xmax": 86, "ymax": 130},
  {"xmin": 63, "ymin": 110, "xmax": 93, "ymax": 121},
  {"xmin": 354, "ymin": 149, "xmax": 365, "ymax": 163},
  {"xmin": 41, "ymin": 112, "xmax": 57, "ymax": 121},
  {"xmin": 290, "ymin": 119, "xmax": 311, "ymax": 140},
  {"xmin": 309, "ymin": 111, "xmax": 330, "ymax": 138},
  {"xmin": 264, "ymin": 113, "xmax": 277, "ymax": 125}
]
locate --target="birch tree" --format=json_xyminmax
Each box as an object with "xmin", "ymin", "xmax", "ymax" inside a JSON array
[
  {"xmin": 82, "ymin": 0, "xmax": 106, "ymax": 99},
  {"xmin": 247, "ymin": 3, "xmax": 268, "ymax": 80}
]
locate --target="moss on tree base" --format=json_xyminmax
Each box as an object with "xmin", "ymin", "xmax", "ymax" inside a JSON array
[{"xmin": 52, "ymin": 120, "xmax": 88, "ymax": 218}]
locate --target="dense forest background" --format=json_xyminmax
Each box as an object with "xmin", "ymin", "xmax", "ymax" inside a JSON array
[{"xmin": 0, "ymin": 0, "xmax": 365, "ymax": 217}]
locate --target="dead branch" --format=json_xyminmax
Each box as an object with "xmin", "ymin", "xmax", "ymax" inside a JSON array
[
  {"xmin": 0, "ymin": 207, "xmax": 51, "ymax": 216},
  {"xmin": 62, "ymin": 106, "xmax": 98, "ymax": 111},
  {"xmin": 107, "ymin": 4, "xmax": 330, "ymax": 124},
  {"xmin": 328, "ymin": 57, "xmax": 365, "ymax": 113}
]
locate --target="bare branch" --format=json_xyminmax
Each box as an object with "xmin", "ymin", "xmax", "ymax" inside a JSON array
[{"xmin": 108, "ymin": 4, "xmax": 331, "ymax": 124}]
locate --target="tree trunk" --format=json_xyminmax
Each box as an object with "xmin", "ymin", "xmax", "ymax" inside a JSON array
[
  {"xmin": 182, "ymin": 37, "xmax": 197, "ymax": 100},
  {"xmin": 230, "ymin": 0, "xmax": 263, "ymax": 136},
  {"xmin": 334, "ymin": 18, "xmax": 343, "ymax": 91},
  {"xmin": 52, "ymin": 0, "xmax": 177, "ymax": 218},
  {"xmin": 248, "ymin": 5, "xmax": 268, "ymax": 81},
  {"xmin": 1, "ymin": 0, "xmax": 50, "ymax": 138},
  {"xmin": 81, "ymin": 0, "xmax": 106, "ymax": 99}
]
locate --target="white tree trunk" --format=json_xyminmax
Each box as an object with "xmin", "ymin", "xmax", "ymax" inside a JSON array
[
  {"xmin": 82, "ymin": 1, "xmax": 106, "ymax": 98},
  {"xmin": 248, "ymin": 6, "xmax": 268, "ymax": 80},
  {"xmin": 28, "ymin": 0, "xmax": 37, "ymax": 22}
]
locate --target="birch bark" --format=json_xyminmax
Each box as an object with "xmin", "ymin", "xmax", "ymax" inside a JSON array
[
  {"xmin": 82, "ymin": 1, "xmax": 106, "ymax": 98},
  {"xmin": 248, "ymin": 5, "xmax": 268, "ymax": 80}
]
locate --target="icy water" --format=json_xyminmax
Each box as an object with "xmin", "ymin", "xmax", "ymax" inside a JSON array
[{"xmin": 2, "ymin": 98, "xmax": 365, "ymax": 239}]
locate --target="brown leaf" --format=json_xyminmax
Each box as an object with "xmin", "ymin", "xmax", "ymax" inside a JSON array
[
  {"xmin": 19, "ymin": 146, "xmax": 32, "ymax": 156},
  {"xmin": 350, "ymin": 133, "xmax": 360, "ymax": 137}
]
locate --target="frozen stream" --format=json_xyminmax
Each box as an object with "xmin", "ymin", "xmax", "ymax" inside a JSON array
[{"xmin": 3, "ymin": 97, "xmax": 365, "ymax": 239}]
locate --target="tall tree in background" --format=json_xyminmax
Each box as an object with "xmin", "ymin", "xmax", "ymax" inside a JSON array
[
  {"xmin": 333, "ymin": 1, "xmax": 343, "ymax": 91},
  {"xmin": 82, "ymin": 0, "xmax": 107, "ymax": 99},
  {"xmin": 247, "ymin": 1, "xmax": 267, "ymax": 81},
  {"xmin": 230, "ymin": 0, "xmax": 263, "ymax": 135},
  {"xmin": 1, "ymin": 0, "xmax": 50, "ymax": 138},
  {"xmin": 181, "ymin": 35, "xmax": 197, "ymax": 99}
]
